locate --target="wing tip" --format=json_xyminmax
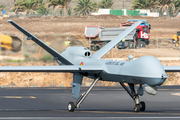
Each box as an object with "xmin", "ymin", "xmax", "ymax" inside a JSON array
[{"xmin": 7, "ymin": 20, "xmax": 13, "ymax": 23}]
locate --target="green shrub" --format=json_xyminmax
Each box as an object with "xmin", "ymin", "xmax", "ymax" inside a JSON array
[
  {"xmin": 0, "ymin": 5, "xmax": 6, "ymax": 10},
  {"xmin": 24, "ymin": 54, "xmax": 29, "ymax": 59},
  {"xmin": 39, "ymin": 55, "xmax": 53, "ymax": 62}
]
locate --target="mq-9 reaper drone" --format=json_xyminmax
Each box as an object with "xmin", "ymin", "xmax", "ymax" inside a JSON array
[{"xmin": 0, "ymin": 20, "xmax": 179, "ymax": 112}]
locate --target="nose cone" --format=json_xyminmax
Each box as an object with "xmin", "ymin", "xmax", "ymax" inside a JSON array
[{"xmin": 127, "ymin": 56, "xmax": 167, "ymax": 86}]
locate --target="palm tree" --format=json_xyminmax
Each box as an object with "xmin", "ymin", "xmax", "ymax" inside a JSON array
[
  {"xmin": 98, "ymin": 0, "xmax": 113, "ymax": 9},
  {"xmin": 46, "ymin": 0, "xmax": 62, "ymax": 9},
  {"xmin": 171, "ymin": 0, "xmax": 180, "ymax": 16},
  {"xmin": 46, "ymin": 0, "xmax": 61, "ymax": 15},
  {"xmin": 12, "ymin": 0, "xmax": 43, "ymax": 15},
  {"xmin": 157, "ymin": 0, "xmax": 174, "ymax": 17},
  {"xmin": 174, "ymin": 0, "xmax": 180, "ymax": 7},
  {"xmin": 73, "ymin": 0, "xmax": 97, "ymax": 16},
  {"xmin": 46, "ymin": 0, "xmax": 71, "ymax": 16},
  {"xmin": 60, "ymin": 0, "xmax": 71, "ymax": 16},
  {"xmin": 36, "ymin": 5, "xmax": 50, "ymax": 16},
  {"xmin": 131, "ymin": 0, "xmax": 158, "ymax": 9}
]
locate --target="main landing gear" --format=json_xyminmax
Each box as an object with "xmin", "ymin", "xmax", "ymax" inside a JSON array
[
  {"xmin": 119, "ymin": 82, "xmax": 146, "ymax": 112},
  {"xmin": 67, "ymin": 77, "xmax": 145, "ymax": 112},
  {"xmin": 68, "ymin": 77, "xmax": 100, "ymax": 112}
]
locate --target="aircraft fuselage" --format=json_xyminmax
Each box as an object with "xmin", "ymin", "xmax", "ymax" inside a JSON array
[{"xmin": 74, "ymin": 55, "xmax": 167, "ymax": 86}]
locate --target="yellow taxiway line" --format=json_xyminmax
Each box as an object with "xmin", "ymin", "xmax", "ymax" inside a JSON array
[{"xmin": 0, "ymin": 96, "xmax": 36, "ymax": 99}]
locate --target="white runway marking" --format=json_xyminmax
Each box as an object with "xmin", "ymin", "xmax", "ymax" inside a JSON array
[{"xmin": 171, "ymin": 93, "xmax": 180, "ymax": 96}]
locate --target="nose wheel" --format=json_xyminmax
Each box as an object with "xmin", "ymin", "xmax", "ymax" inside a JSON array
[
  {"xmin": 134, "ymin": 101, "xmax": 146, "ymax": 112},
  {"xmin": 120, "ymin": 82, "xmax": 146, "ymax": 112},
  {"xmin": 140, "ymin": 101, "xmax": 146, "ymax": 111}
]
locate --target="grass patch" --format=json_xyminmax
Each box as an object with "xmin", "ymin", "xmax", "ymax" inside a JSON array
[
  {"xmin": 5, "ymin": 59, "xmax": 27, "ymax": 63},
  {"xmin": 39, "ymin": 55, "xmax": 53, "ymax": 62}
]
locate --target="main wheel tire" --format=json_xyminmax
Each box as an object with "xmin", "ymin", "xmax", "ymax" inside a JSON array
[
  {"xmin": 134, "ymin": 104, "xmax": 140, "ymax": 112},
  {"xmin": 128, "ymin": 42, "xmax": 134, "ymax": 49},
  {"xmin": 140, "ymin": 101, "xmax": 146, "ymax": 111},
  {"xmin": 68, "ymin": 102, "xmax": 75, "ymax": 112},
  {"xmin": 138, "ymin": 41, "xmax": 146, "ymax": 48},
  {"xmin": 91, "ymin": 45, "xmax": 96, "ymax": 51},
  {"xmin": 96, "ymin": 45, "xmax": 100, "ymax": 50}
]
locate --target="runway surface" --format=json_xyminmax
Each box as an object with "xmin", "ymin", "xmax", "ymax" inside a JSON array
[{"xmin": 0, "ymin": 86, "xmax": 180, "ymax": 119}]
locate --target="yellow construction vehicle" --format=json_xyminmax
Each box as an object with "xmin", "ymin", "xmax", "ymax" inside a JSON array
[
  {"xmin": 172, "ymin": 31, "xmax": 180, "ymax": 47},
  {"xmin": 0, "ymin": 32, "xmax": 22, "ymax": 52}
]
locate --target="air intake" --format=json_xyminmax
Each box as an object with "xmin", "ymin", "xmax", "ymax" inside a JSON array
[{"xmin": 84, "ymin": 52, "xmax": 91, "ymax": 56}]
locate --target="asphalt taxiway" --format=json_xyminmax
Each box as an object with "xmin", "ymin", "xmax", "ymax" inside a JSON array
[{"xmin": 0, "ymin": 86, "xmax": 180, "ymax": 119}]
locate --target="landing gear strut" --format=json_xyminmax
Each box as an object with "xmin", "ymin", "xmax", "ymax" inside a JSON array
[
  {"xmin": 68, "ymin": 77, "xmax": 100, "ymax": 112},
  {"xmin": 119, "ymin": 82, "xmax": 146, "ymax": 112}
]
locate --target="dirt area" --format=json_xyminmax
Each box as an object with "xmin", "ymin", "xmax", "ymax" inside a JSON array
[
  {"xmin": 0, "ymin": 60, "xmax": 179, "ymax": 88},
  {"xmin": 1, "ymin": 15, "xmax": 180, "ymax": 87},
  {"xmin": 1, "ymin": 15, "xmax": 180, "ymax": 38}
]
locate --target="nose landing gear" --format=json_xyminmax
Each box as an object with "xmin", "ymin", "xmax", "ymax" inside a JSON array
[{"xmin": 120, "ymin": 82, "xmax": 146, "ymax": 112}]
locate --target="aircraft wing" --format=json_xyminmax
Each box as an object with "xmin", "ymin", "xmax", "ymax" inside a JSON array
[
  {"xmin": 0, "ymin": 65, "xmax": 103, "ymax": 73},
  {"xmin": 164, "ymin": 66, "xmax": 180, "ymax": 72},
  {"xmin": 8, "ymin": 20, "xmax": 73, "ymax": 65},
  {"xmin": 92, "ymin": 21, "xmax": 142, "ymax": 59}
]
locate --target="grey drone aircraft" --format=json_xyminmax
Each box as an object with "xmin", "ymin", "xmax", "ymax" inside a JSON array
[{"xmin": 0, "ymin": 20, "xmax": 179, "ymax": 112}]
